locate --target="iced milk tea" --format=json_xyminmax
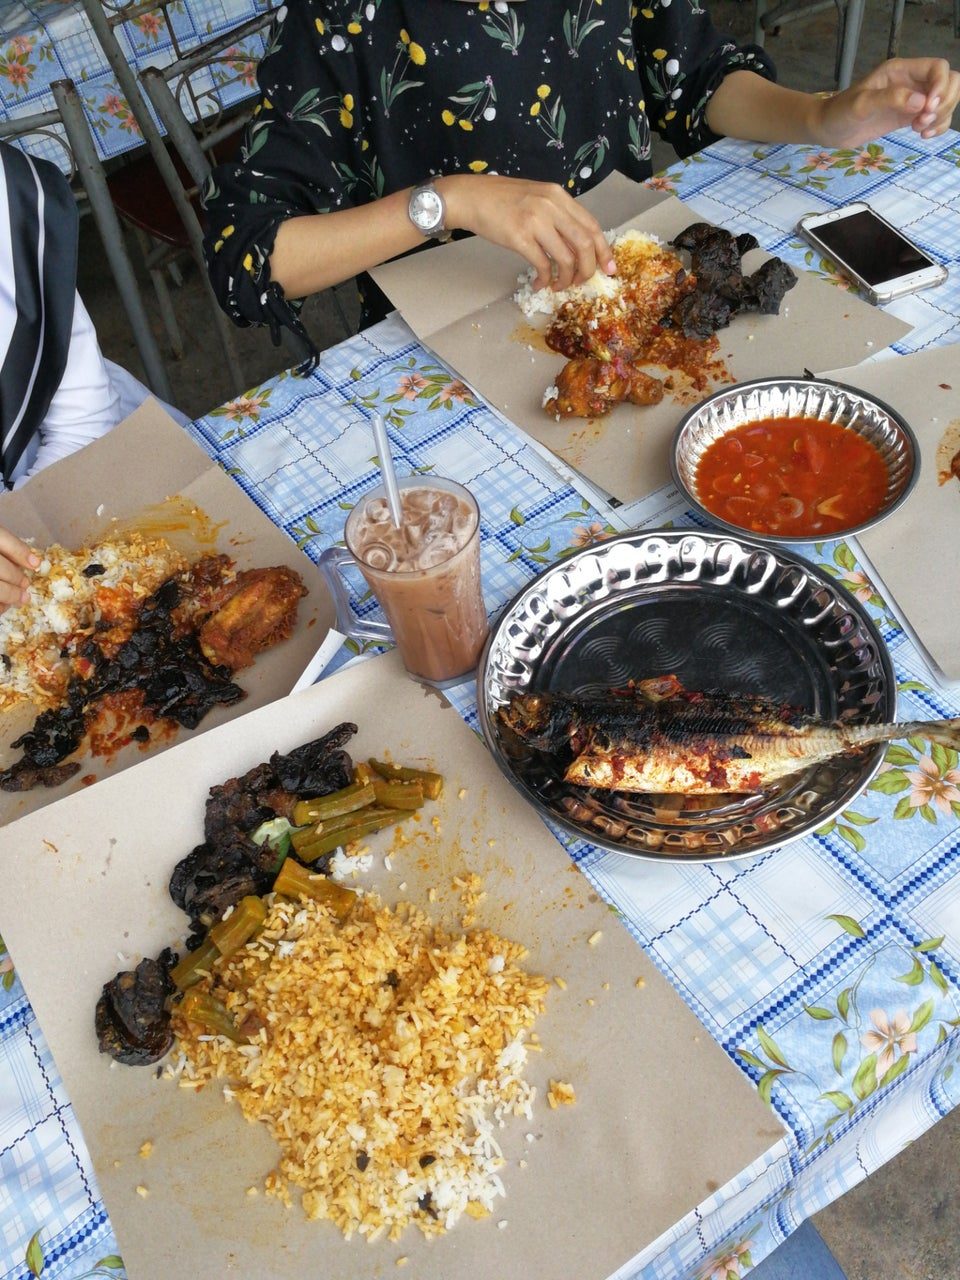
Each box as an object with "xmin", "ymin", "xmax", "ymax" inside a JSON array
[{"xmin": 345, "ymin": 478, "xmax": 488, "ymax": 683}]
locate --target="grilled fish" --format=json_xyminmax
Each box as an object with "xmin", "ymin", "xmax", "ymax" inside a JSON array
[{"xmin": 497, "ymin": 676, "xmax": 960, "ymax": 795}]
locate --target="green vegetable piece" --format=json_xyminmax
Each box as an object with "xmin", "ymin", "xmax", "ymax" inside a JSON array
[
  {"xmin": 179, "ymin": 989, "xmax": 244, "ymax": 1042},
  {"xmin": 251, "ymin": 816, "xmax": 295, "ymax": 864},
  {"xmin": 209, "ymin": 895, "xmax": 267, "ymax": 958},
  {"xmin": 294, "ymin": 809, "xmax": 408, "ymax": 862},
  {"xmin": 290, "ymin": 807, "xmax": 376, "ymax": 850},
  {"xmin": 273, "ymin": 858, "xmax": 357, "ymax": 922},
  {"xmin": 371, "ymin": 778, "xmax": 424, "ymax": 810},
  {"xmin": 292, "ymin": 781, "xmax": 376, "ymax": 826},
  {"xmin": 170, "ymin": 937, "xmax": 220, "ymax": 990},
  {"xmin": 368, "ymin": 759, "xmax": 443, "ymax": 800}
]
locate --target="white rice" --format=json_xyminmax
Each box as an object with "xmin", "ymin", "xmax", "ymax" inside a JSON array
[{"xmin": 513, "ymin": 229, "xmax": 664, "ymax": 318}]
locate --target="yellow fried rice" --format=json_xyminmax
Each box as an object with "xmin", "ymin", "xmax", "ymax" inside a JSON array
[{"xmin": 168, "ymin": 892, "xmax": 549, "ymax": 1242}]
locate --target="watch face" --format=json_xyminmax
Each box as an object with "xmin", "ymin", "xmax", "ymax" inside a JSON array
[{"xmin": 411, "ymin": 186, "xmax": 444, "ymax": 233}]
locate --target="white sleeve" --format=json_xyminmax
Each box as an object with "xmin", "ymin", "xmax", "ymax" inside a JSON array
[{"xmin": 17, "ymin": 291, "xmax": 121, "ymax": 481}]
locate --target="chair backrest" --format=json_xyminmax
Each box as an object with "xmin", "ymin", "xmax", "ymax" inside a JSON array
[
  {"xmin": 0, "ymin": 109, "xmax": 79, "ymax": 180},
  {"xmin": 138, "ymin": 6, "xmax": 355, "ymax": 348},
  {"xmin": 139, "ymin": 9, "xmax": 277, "ymax": 191}
]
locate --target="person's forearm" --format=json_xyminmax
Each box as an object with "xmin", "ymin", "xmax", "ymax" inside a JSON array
[
  {"xmin": 705, "ymin": 70, "xmax": 827, "ymax": 144},
  {"xmin": 269, "ymin": 187, "xmax": 425, "ymax": 298}
]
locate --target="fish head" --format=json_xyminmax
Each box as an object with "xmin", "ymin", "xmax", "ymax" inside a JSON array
[{"xmin": 496, "ymin": 691, "xmax": 563, "ymax": 750}]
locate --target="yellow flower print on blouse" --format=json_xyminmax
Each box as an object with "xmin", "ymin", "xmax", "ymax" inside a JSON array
[
  {"xmin": 381, "ymin": 28, "xmax": 426, "ymax": 114},
  {"xmin": 468, "ymin": 160, "xmax": 488, "ymax": 172}
]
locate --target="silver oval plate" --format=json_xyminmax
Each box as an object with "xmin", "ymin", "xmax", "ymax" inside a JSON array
[{"xmin": 477, "ymin": 529, "xmax": 895, "ymax": 863}]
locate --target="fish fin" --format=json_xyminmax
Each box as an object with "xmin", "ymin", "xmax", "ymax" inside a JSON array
[{"xmin": 898, "ymin": 718, "xmax": 960, "ymax": 752}]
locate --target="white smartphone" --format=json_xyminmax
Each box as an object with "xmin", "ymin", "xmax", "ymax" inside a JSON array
[{"xmin": 796, "ymin": 202, "xmax": 947, "ymax": 305}]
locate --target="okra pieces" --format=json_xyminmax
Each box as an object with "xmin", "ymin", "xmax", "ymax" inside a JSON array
[{"xmin": 288, "ymin": 758, "xmax": 444, "ymax": 862}]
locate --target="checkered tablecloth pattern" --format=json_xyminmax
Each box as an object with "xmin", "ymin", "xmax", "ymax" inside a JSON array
[
  {"xmin": 0, "ymin": 0, "xmax": 266, "ymax": 169},
  {"xmin": 3, "ymin": 129, "xmax": 960, "ymax": 1280}
]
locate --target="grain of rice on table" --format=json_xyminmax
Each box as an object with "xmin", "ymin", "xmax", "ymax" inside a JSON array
[
  {"xmin": 169, "ymin": 892, "xmax": 551, "ymax": 1242},
  {"xmin": 0, "ymin": 534, "xmax": 186, "ymax": 712}
]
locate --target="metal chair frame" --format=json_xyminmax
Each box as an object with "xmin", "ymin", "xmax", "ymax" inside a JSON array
[
  {"xmin": 139, "ymin": 14, "xmax": 355, "ymax": 354},
  {"xmin": 0, "ymin": 94, "xmax": 174, "ymax": 402},
  {"xmin": 753, "ymin": 0, "xmax": 907, "ymax": 90},
  {"xmin": 78, "ymin": 0, "xmax": 249, "ymax": 391}
]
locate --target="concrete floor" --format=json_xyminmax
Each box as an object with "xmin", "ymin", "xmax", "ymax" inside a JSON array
[{"xmin": 78, "ymin": 5, "xmax": 960, "ymax": 1277}]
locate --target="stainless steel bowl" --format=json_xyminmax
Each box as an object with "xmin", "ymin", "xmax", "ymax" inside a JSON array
[{"xmin": 670, "ymin": 376, "xmax": 920, "ymax": 544}]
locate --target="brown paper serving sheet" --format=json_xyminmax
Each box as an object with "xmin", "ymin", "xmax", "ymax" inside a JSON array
[
  {"xmin": 0, "ymin": 652, "xmax": 781, "ymax": 1280},
  {"xmin": 372, "ymin": 174, "xmax": 910, "ymax": 505},
  {"xmin": 814, "ymin": 347, "xmax": 960, "ymax": 685},
  {"xmin": 0, "ymin": 401, "xmax": 336, "ymax": 824}
]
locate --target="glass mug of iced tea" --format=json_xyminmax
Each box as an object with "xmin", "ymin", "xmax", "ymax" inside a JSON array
[{"xmin": 319, "ymin": 476, "xmax": 489, "ymax": 686}]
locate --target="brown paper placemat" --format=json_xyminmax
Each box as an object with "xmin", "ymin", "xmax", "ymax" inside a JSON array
[
  {"xmin": 373, "ymin": 175, "xmax": 909, "ymax": 505},
  {"xmin": 820, "ymin": 349, "xmax": 960, "ymax": 684},
  {"xmin": 0, "ymin": 401, "xmax": 335, "ymax": 823},
  {"xmin": 0, "ymin": 652, "xmax": 781, "ymax": 1280}
]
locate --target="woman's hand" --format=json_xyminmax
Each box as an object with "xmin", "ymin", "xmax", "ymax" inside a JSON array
[
  {"xmin": 818, "ymin": 58, "xmax": 960, "ymax": 147},
  {"xmin": 439, "ymin": 174, "xmax": 615, "ymax": 292},
  {"xmin": 0, "ymin": 526, "xmax": 39, "ymax": 612}
]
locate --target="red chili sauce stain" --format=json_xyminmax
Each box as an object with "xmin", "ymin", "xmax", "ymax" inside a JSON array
[{"xmin": 695, "ymin": 416, "xmax": 889, "ymax": 538}]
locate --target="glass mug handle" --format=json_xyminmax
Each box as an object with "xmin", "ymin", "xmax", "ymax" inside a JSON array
[{"xmin": 318, "ymin": 546, "xmax": 394, "ymax": 644}]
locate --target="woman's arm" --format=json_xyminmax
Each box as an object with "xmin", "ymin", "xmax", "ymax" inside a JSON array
[
  {"xmin": 270, "ymin": 175, "xmax": 616, "ymax": 299},
  {"xmin": 706, "ymin": 59, "xmax": 960, "ymax": 147}
]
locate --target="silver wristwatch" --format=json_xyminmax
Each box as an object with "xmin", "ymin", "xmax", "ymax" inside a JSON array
[{"xmin": 408, "ymin": 180, "xmax": 450, "ymax": 242}]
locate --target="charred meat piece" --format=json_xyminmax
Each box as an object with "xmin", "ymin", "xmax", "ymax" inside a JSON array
[
  {"xmin": 95, "ymin": 948, "xmax": 177, "ymax": 1065},
  {"xmin": 168, "ymin": 839, "xmax": 267, "ymax": 925},
  {"xmin": 269, "ymin": 722, "xmax": 358, "ymax": 796},
  {"xmin": 740, "ymin": 258, "xmax": 798, "ymax": 315},
  {"xmin": 8, "ymin": 699, "xmax": 87, "ymax": 769},
  {"xmin": 198, "ymin": 566, "xmax": 306, "ymax": 671},
  {"xmin": 0, "ymin": 561, "xmax": 246, "ymax": 790},
  {"xmin": 169, "ymin": 722, "xmax": 359, "ymax": 929},
  {"xmin": 203, "ymin": 724, "xmax": 356, "ymax": 848},
  {"xmin": 0, "ymin": 759, "xmax": 82, "ymax": 791},
  {"xmin": 665, "ymin": 223, "xmax": 796, "ymax": 338},
  {"xmin": 546, "ymin": 356, "xmax": 664, "ymax": 418},
  {"xmin": 498, "ymin": 679, "xmax": 960, "ymax": 795}
]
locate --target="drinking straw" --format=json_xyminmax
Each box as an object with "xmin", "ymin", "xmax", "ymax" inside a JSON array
[{"xmin": 371, "ymin": 411, "xmax": 403, "ymax": 528}]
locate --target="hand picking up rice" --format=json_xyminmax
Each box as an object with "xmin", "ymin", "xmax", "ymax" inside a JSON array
[
  {"xmin": 169, "ymin": 892, "xmax": 550, "ymax": 1242},
  {"xmin": 0, "ymin": 534, "xmax": 186, "ymax": 713},
  {"xmin": 513, "ymin": 229, "xmax": 668, "ymax": 318}
]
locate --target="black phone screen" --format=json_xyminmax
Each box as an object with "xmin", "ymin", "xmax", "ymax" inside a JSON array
[{"xmin": 810, "ymin": 210, "xmax": 934, "ymax": 286}]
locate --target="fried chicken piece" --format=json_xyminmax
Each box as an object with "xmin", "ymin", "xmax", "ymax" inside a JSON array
[
  {"xmin": 198, "ymin": 565, "xmax": 306, "ymax": 671},
  {"xmin": 950, "ymin": 447, "xmax": 960, "ymax": 483},
  {"xmin": 545, "ymin": 357, "xmax": 664, "ymax": 419},
  {"xmin": 546, "ymin": 302, "xmax": 648, "ymax": 362}
]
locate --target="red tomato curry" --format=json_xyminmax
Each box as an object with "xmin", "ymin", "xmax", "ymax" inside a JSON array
[{"xmin": 695, "ymin": 416, "xmax": 889, "ymax": 537}]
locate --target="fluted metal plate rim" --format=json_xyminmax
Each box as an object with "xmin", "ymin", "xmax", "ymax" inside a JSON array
[
  {"xmin": 670, "ymin": 376, "xmax": 920, "ymax": 546},
  {"xmin": 477, "ymin": 528, "xmax": 895, "ymax": 864}
]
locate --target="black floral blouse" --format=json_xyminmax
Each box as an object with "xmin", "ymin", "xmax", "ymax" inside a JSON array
[{"xmin": 203, "ymin": 0, "xmax": 774, "ymax": 342}]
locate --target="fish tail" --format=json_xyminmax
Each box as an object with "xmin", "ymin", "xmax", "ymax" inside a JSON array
[{"xmin": 897, "ymin": 718, "xmax": 960, "ymax": 752}]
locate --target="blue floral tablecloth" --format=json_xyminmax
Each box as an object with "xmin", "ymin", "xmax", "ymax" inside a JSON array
[
  {"xmin": 0, "ymin": 0, "xmax": 266, "ymax": 168},
  {"xmin": 3, "ymin": 126, "xmax": 960, "ymax": 1280}
]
